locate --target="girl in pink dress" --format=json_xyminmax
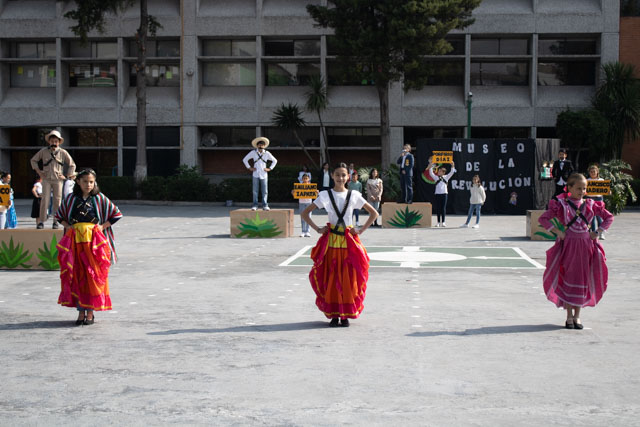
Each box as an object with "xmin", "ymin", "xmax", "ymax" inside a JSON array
[{"xmin": 539, "ymin": 173, "xmax": 613, "ymax": 330}]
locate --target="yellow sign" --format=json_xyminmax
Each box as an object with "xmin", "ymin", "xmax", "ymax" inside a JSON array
[
  {"xmin": 587, "ymin": 180, "xmax": 611, "ymax": 196},
  {"xmin": 0, "ymin": 185, "xmax": 11, "ymax": 207},
  {"xmin": 432, "ymin": 151, "xmax": 453, "ymax": 163},
  {"xmin": 293, "ymin": 183, "xmax": 318, "ymax": 199}
]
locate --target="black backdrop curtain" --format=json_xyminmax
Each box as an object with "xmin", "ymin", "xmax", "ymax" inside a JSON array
[{"xmin": 414, "ymin": 139, "xmax": 535, "ymax": 214}]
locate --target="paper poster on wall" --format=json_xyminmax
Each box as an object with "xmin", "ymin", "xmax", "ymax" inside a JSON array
[
  {"xmin": 160, "ymin": 66, "xmax": 166, "ymax": 74},
  {"xmin": 48, "ymin": 69, "xmax": 55, "ymax": 78},
  {"xmin": 17, "ymin": 66, "xmax": 24, "ymax": 75},
  {"xmin": 27, "ymin": 70, "xmax": 34, "ymax": 78},
  {"xmin": 110, "ymin": 66, "xmax": 116, "ymax": 75},
  {"xmin": 74, "ymin": 67, "xmax": 81, "ymax": 75},
  {"xmin": 172, "ymin": 66, "xmax": 178, "ymax": 75},
  {"xmin": 84, "ymin": 70, "xmax": 91, "ymax": 78},
  {"xmin": 165, "ymin": 71, "xmax": 173, "ymax": 79},
  {"xmin": 93, "ymin": 67, "xmax": 100, "ymax": 76},
  {"xmin": 151, "ymin": 68, "xmax": 159, "ymax": 78}
]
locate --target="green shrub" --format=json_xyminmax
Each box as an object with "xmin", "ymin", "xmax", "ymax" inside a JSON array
[
  {"xmin": 600, "ymin": 159, "xmax": 637, "ymax": 214},
  {"xmin": 269, "ymin": 165, "xmax": 301, "ymax": 180},
  {"xmin": 166, "ymin": 165, "xmax": 215, "ymax": 201},
  {"xmin": 216, "ymin": 177, "xmax": 295, "ymax": 203},
  {"xmin": 140, "ymin": 176, "xmax": 168, "ymax": 200},
  {"xmin": 629, "ymin": 178, "xmax": 640, "ymax": 206},
  {"xmin": 98, "ymin": 176, "xmax": 136, "ymax": 199}
]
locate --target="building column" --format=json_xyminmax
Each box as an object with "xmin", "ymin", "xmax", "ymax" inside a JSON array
[{"xmin": 181, "ymin": 0, "xmax": 198, "ymax": 168}]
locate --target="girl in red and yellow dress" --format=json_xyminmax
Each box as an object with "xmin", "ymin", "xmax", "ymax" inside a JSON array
[
  {"xmin": 55, "ymin": 169, "xmax": 122, "ymax": 326},
  {"xmin": 301, "ymin": 163, "xmax": 379, "ymax": 327}
]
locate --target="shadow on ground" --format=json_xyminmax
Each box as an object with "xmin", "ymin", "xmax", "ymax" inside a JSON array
[
  {"xmin": 406, "ymin": 324, "xmax": 562, "ymax": 337},
  {"xmin": 0, "ymin": 320, "xmax": 75, "ymax": 330},
  {"xmin": 148, "ymin": 321, "xmax": 329, "ymax": 335}
]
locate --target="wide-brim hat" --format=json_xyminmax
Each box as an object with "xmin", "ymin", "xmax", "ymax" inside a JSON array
[
  {"xmin": 45, "ymin": 130, "xmax": 64, "ymax": 144},
  {"xmin": 251, "ymin": 137, "xmax": 270, "ymax": 149}
]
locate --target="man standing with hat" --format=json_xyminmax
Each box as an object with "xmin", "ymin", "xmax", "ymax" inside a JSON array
[
  {"xmin": 243, "ymin": 137, "xmax": 277, "ymax": 211},
  {"xmin": 30, "ymin": 130, "xmax": 76, "ymax": 229}
]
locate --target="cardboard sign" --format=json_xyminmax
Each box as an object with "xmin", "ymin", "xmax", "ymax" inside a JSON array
[
  {"xmin": 293, "ymin": 183, "xmax": 318, "ymax": 199},
  {"xmin": 0, "ymin": 185, "xmax": 11, "ymax": 207},
  {"xmin": 587, "ymin": 180, "xmax": 611, "ymax": 196},
  {"xmin": 432, "ymin": 151, "xmax": 453, "ymax": 163}
]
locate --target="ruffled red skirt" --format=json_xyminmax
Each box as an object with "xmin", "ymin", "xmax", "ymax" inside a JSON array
[
  {"xmin": 309, "ymin": 224, "xmax": 370, "ymax": 319},
  {"xmin": 57, "ymin": 223, "xmax": 113, "ymax": 311}
]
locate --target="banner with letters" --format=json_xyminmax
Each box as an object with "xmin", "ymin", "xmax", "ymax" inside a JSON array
[{"xmin": 415, "ymin": 139, "xmax": 535, "ymax": 215}]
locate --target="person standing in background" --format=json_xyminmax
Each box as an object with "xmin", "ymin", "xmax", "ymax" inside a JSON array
[
  {"xmin": 30, "ymin": 130, "xmax": 76, "ymax": 229},
  {"xmin": 552, "ymin": 149, "xmax": 573, "ymax": 197},
  {"xmin": 242, "ymin": 137, "xmax": 277, "ymax": 211},
  {"xmin": 396, "ymin": 144, "xmax": 414, "ymax": 204}
]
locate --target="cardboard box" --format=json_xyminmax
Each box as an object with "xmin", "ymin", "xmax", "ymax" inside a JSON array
[
  {"xmin": 527, "ymin": 210, "xmax": 555, "ymax": 240},
  {"xmin": 382, "ymin": 202, "xmax": 432, "ymax": 228},
  {"xmin": 230, "ymin": 209, "xmax": 294, "ymax": 238},
  {"xmin": 0, "ymin": 229, "xmax": 64, "ymax": 270}
]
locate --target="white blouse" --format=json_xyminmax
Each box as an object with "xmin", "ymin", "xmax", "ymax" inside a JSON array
[{"xmin": 313, "ymin": 189, "xmax": 366, "ymax": 227}]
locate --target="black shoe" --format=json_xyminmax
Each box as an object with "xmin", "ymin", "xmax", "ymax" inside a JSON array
[
  {"xmin": 75, "ymin": 318, "xmax": 84, "ymax": 326},
  {"xmin": 84, "ymin": 314, "xmax": 95, "ymax": 325},
  {"xmin": 329, "ymin": 318, "xmax": 339, "ymax": 327},
  {"xmin": 37, "ymin": 223, "xmax": 44, "ymax": 229},
  {"xmin": 565, "ymin": 320, "xmax": 574, "ymax": 329},
  {"xmin": 340, "ymin": 318, "xmax": 350, "ymax": 327},
  {"xmin": 52, "ymin": 221, "xmax": 59, "ymax": 229},
  {"xmin": 573, "ymin": 319, "xmax": 584, "ymax": 330}
]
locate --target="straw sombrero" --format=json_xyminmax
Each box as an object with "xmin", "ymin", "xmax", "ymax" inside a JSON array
[
  {"xmin": 45, "ymin": 130, "xmax": 64, "ymax": 144},
  {"xmin": 251, "ymin": 137, "xmax": 270, "ymax": 149}
]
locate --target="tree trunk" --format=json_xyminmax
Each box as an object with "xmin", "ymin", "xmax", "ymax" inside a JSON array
[
  {"xmin": 317, "ymin": 112, "xmax": 329, "ymax": 165},
  {"xmin": 377, "ymin": 83, "xmax": 391, "ymax": 172},
  {"xmin": 293, "ymin": 130, "xmax": 319, "ymax": 170},
  {"xmin": 134, "ymin": 0, "xmax": 148, "ymax": 188}
]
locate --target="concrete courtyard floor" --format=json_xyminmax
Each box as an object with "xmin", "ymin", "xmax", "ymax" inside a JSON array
[{"xmin": 1, "ymin": 201, "xmax": 639, "ymax": 426}]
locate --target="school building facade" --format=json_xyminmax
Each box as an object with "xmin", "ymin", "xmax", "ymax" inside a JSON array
[{"xmin": 0, "ymin": 0, "xmax": 621, "ymax": 195}]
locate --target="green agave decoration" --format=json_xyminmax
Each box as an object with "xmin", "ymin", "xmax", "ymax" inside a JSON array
[
  {"xmin": 534, "ymin": 217, "xmax": 566, "ymax": 240},
  {"xmin": 235, "ymin": 213, "xmax": 283, "ymax": 238},
  {"xmin": 388, "ymin": 206, "xmax": 423, "ymax": 228},
  {"xmin": 37, "ymin": 235, "xmax": 60, "ymax": 270},
  {"xmin": 0, "ymin": 237, "xmax": 33, "ymax": 269}
]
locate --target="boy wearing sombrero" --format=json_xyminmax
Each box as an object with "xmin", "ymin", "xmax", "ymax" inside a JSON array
[
  {"xmin": 242, "ymin": 137, "xmax": 278, "ymax": 211},
  {"xmin": 30, "ymin": 130, "xmax": 76, "ymax": 229}
]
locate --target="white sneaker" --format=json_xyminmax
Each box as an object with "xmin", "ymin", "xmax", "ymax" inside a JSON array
[
  {"xmin": 304, "ymin": 232, "xmax": 311, "ymax": 237},
  {"xmin": 460, "ymin": 224, "xmax": 469, "ymax": 228},
  {"xmin": 472, "ymin": 224, "xmax": 479, "ymax": 229},
  {"xmin": 300, "ymin": 233, "xmax": 305, "ymax": 237},
  {"xmin": 263, "ymin": 206, "xmax": 270, "ymax": 211},
  {"xmin": 441, "ymin": 222, "xmax": 447, "ymax": 227},
  {"xmin": 434, "ymin": 223, "xmax": 440, "ymax": 228},
  {"xmin": 251, "ymin": 206, "xmax": 257, "ymax": 211},
  {"xmin": 356, "ymin": 222, "xmax": 360, "ymax": 227}
]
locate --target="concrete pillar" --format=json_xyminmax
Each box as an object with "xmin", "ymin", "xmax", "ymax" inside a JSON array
[
  {"xmin": 464, "ymin": 33, "xmax": 471, "ymax": 138},
  {"xmin": 181, "ymin": 0, "xmax": 198, "ymax": 168}
]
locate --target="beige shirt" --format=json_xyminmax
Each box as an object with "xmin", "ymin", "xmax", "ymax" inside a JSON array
[{"xmin": 30, "ymin": 147, "xmax": 76, "ymax": 181}]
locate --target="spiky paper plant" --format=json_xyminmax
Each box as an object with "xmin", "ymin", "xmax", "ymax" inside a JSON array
[
  {"xmin": 388, "ymin": 206, "xmax": 423, "ymax": 228},
  {"xmin": 0, "ymin": 237, "xmax": 33, "ymax": 269},
  {"xmin": 235, "ymin": 213, "xmax": 283, "ymax": 238},
  {"xmin": 37, "ymin": 235, "xmax": 60, "ymax": 270},
  {"xmin": 534, "ymin": 217, "xmax": 566, "ymax": 240}
]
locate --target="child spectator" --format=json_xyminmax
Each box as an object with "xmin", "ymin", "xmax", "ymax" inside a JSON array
[
  {"xmin": 366, "ymin": 168, "xmax": 383, "ymax": 227},
  {"xmin": 426, "ymin": 157, "xmax": 456, "ymax": 227},
  {"xmin": 348, "ymin": 171, "xmax": 363, "ymax": 226},
  {"xmin": 460, "ymin": 174, "xmax": 486, "ymax": 228}
]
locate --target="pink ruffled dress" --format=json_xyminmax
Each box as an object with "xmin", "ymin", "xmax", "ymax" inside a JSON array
[{"xmin": 539, "ymin": 196, "xmax": 613, "ymax": 308}]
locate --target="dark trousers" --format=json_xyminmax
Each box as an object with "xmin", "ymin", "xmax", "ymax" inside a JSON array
[
  {"xmin": 435, "ymin": 193, "xmax": 448, "ymax": 223},
  {"xmin": 554, "ymin": 184, "xmax": 565, "ymax": 196},
  {"xmin": 400, "ymin": 173, "xmax": 413, "ymax": 203}
]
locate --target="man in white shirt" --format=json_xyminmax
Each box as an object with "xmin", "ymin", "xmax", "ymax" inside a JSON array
[{"xmin": 242, "ymin": 137, "xmax": 278, "ymax": 211}]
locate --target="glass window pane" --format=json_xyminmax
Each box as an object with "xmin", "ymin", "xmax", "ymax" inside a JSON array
[
  {"xmin": 266, "ymin": 63, "xmax": 320, "ymax": 86},
  {"xmin": 202, "ymin": 62, "xmax": 256, "ymax": 86},
  {"xmin": 263, "ymin": 127, "xmax": 320, "ymax": 148},
  {"xmin": 42, "ymin": 42, "xmax": 57, "ymax": 58},
  {"xmin": 201, "ymin": 127, "xmax": 256, "ymax": 147},
  {"xmin": 445, "ymin": 38, "xmax": 465, "ymax": 55},
  {"xmin": 500, "ymin": 39, "xmax": 528, "ymax": 55},
  {"xmin": 10, "ymin": 64, "xmax": 56, "ymax": 88},
  {"xmin": 203, "ymin": 40, "xmax": 231, "ymax": 56},
  {"xmin": 471, "ymin": 62, "xmax": 529, "ymax": 86},
  {"xmin": 538, "ymin": 39, "xmax": 597, "ymax": 55},
  {"xmin": 128, "ymin": 40, "xmax": 154, "ymax": 56},
  {"xmin": 69, "ymin": 41, "xmax": 92, "ymax": 57},
  {"xmin": 70, "ymin": 149, "xmax": 117, "ymax": 177},
  {"xmin": 264, "ymin": 40, "xmax": 294, "ymax": 56},
  {"xmin": 231, "ymin": 41, "xmax": 256, "ymax": 56},
  {"xmin": 130, "ymin": 63, "xmax": 180, "ymax": 87},
  {"xmin": 426, "ymin": 61, "xmax": 464, "ymax": 86},
  {"xmin": 123, "ymin": 127, "xmax": 180, "ymax": 147},
  {"xmin": 16, "ymin": 43, "xmax": 38, "ymax": 58},
  {"xmin": 294, "ymin": 40, "xmax": 320, "ymax": 56},
  {"xmin": 327, "ymin": 61, "xmax": 374, "ymax": 86},
  {"xmin": 156, "ymin": 40, "xmax": 180, "ymax": 57},
  {"xmin": 70, "ymin": 63, "xmax": 117, "ymax": 87},
  {"xmin": 537, "ymin": 61, "xmax": 596, "ymax": 86},
  {"xmin": 471, "ymin": 39, "xmax": 499, "ymax": 55},
  {"xmin": 95, "ymin": 42, "xmax": 118, "ymax": 59},
  {"xmin": 327, "ymin": 127, "xmax": 380, "ymax": 147},
  {"xmin": 123, "ymin": 149, "xmax": 180, "ymax": 176}
]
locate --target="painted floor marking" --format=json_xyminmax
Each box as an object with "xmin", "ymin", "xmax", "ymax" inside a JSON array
[{"xmin": 280, "ymin": 246, "xmax": 544, "ymax": 269}]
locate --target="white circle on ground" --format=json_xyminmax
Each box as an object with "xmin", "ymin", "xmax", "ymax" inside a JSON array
[{"xmin": 369, "ymin": 251, "xmax": 466, "ymax": 263}]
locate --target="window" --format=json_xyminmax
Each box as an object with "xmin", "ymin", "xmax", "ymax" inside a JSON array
[
  {"xmin": 200, "ymin": 127, "xmax": 256, "ymax": 147},
  {"xmin": 10, "ymin": 64, "xmax": 56, "ymax": 88},
  {"xmin": 266, "ymin": 63, "xmax": 320, "ymax": 86},
  {"xmin": 444, "ymin": 38, "xmax": 466, "ymax": 55},
  {"xmin": 327, "ymin": 60, "xmax": 375, "ymax": 86},
  {"xmin": 537, "ymin": 61, "xmax": 596, "ymax": 86},
  {"xmin": 10, "ymin": 42, "xmax": 56, "ymax": 59},
  {"xmin": 69, "ymin": 63, "xmax": 117, "ymax": 87},
  {"xmin": 405, "ymin": 61, "xmax": 464, "ymax": 86},
  {"xmin": 471, "ymin": 38, "xmax": 529, "ymax": 55},
  {"xmin": 68, "ymin": 41, "xmax": 118, "ymax": 58},
  {"xmin": 264, "ymin": 39, "xmax": 320, "ymax": 56},
  {"xmin": 538, "ymin": 39, "xmax": 597, "ymax": 56},
  {"xmin": 8, "ymin": 128, "xmax": 49, "ymax": 147},
  {"xmin": 327, "ymin": 128, "xmax": 380, "ymax": 147},
  {"xmin": 471, "ymin": 62, "xmax": 529, "ymax": 86},
  {"xmin": 67, "ymin": 128, "xmax": 117, "ymax": 147},
  {"xmin": 123, "ymin": 126, "xmax": 180, "ymax": 147},
  {"xmin": 128, "ymin": 39, "xmax": 180, "ymax": 57},
  {"xmin": 202, "ymin": 63, "xmax": 256, "ymax": 86},
  {"xmin": 202, "ymin": 40, "xmax": 256, "ymax": 57},
  {"xmin": 123, "ymin": 127, "xmax": 180, "ymax": 176},
  {"xmin": 130, "ymin": 64, "xmax": 180, "ymax": 87},
  {"xmin": 262, "ymin": 127, "xmax": 320, "ymax": 148},
  {"xmin": 404, "ymin": 127, "xmax": 464, "ymax": 142}
]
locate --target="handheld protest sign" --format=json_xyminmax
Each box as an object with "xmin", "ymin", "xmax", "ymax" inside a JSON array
[
  {"xmin": 0, "ymin": 185, "xmax": 11, "ymax": 207},
  {"xmin": 587, "ymin": 180, "xmax": 611, "ymax": 196},
  {"xmin": 432, "ymin": 151, "xmax": 453, "ymax": 163},
  {"xmin": 293, "ymin": 183, "xmax": 318, "ymax": 199}
]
